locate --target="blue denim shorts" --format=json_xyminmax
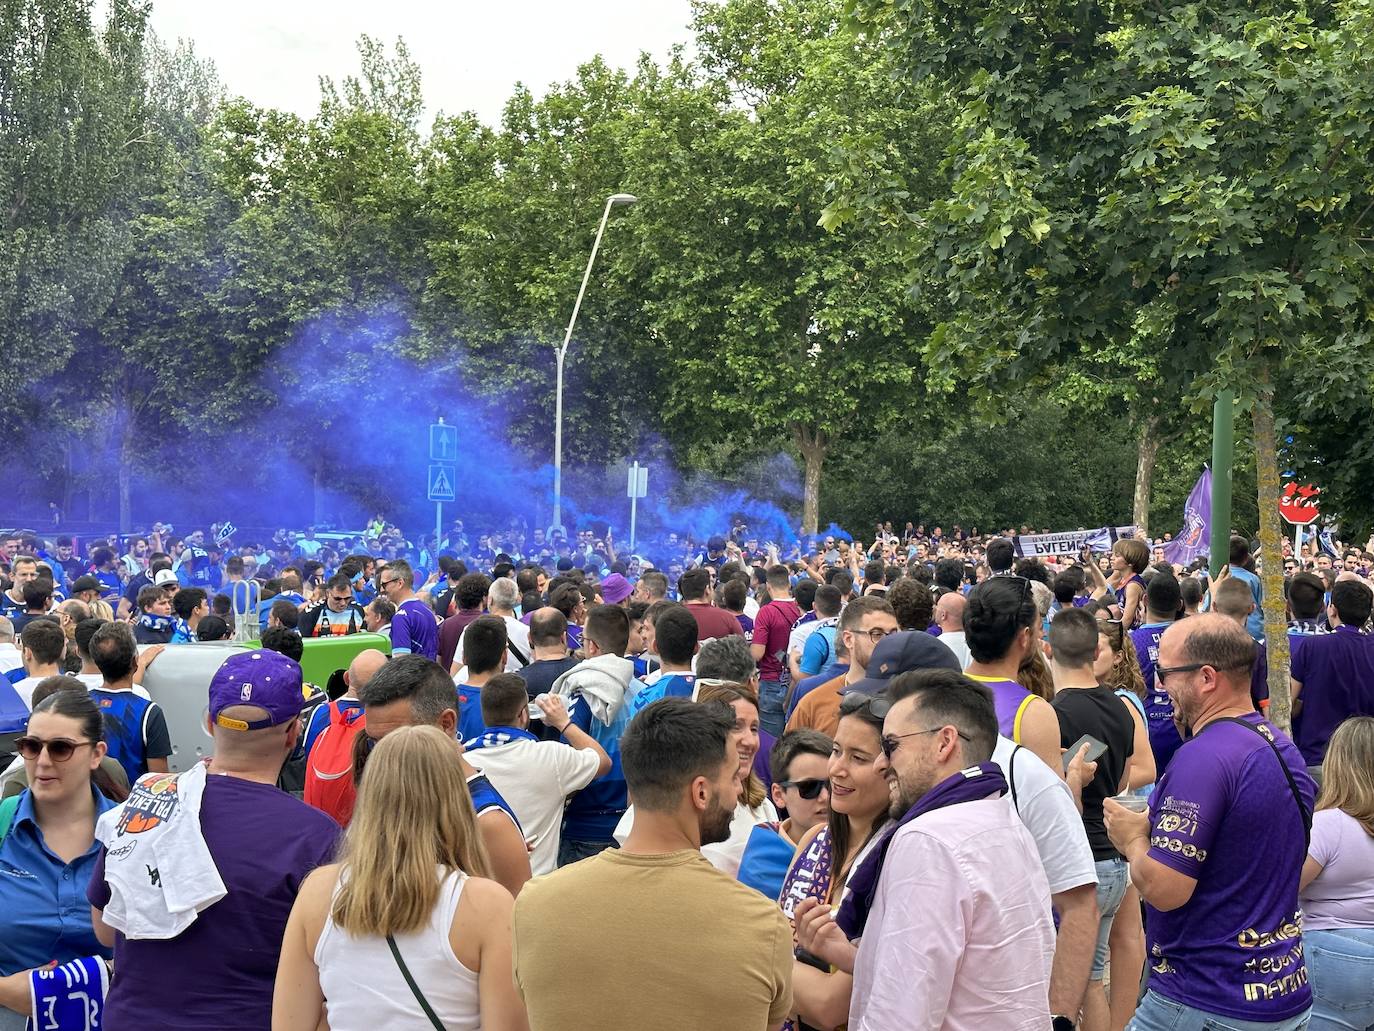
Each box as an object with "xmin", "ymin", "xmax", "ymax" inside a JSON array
[{"xmin": 1092, "ymin": 855, "xmax": 1129, "ymax": 980}]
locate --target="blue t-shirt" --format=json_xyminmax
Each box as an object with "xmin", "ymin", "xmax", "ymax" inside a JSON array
[
  {"xmin": 629, "ymin": 672, "xmax": 696, "ymax": 716},
  {"xmin": 93, "ymin": 569, "xmax": 122, "ymax": 601},
  {"xmin": 89, "ymin": 688, "xmax": 173, "ymax": 786},
  {"xmin": 390, "ymin": 598, "xmax": 438, "ymax": 661},
  {"xmin": 1227, "ymin": 567, "xmax": 1265, "ymax": 641},
  {"xmin": 0, "ymin": 786, "xmax": 115, "ymax": 975},
  {"xmin": 799, "ymin": 622, "xmax": 839, "ymax": 677},
  {"xmin": 0, "ymin": 591, "xmax": 23, "ymax": 619},
  {"xmin": 467, "ymin": 772, "xmax": 521, "ymax": 832},
  {"xmin": 122, "ymin": 571, "xmax": 154, "ymax": 608},
  {"xmin": 456, "ymin": 684, "xmax": 486, "ymax": 744},
  {"xmin": 562, "ymin": 694, "xmax": 630, "ymax": 841}
]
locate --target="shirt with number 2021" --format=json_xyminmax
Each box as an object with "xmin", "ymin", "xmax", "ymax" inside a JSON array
[{"xmin": 1144, "ymin": 713, "xmax": 1315, "ymax": 1022}]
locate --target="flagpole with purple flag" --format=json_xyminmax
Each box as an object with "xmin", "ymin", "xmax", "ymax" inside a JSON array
[{"xmin": 1163, "ymin": 468, "xmax": 1212, "ymax": 567}]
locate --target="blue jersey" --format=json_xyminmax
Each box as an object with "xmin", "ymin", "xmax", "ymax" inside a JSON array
[
  {"xmin": 92, "ymin": 569, "xmax": 122, "ymax": 601},
  {"xmin": 467, "ymin": 772, "xmax": 521, "ymax": 833},
  {"xmin": 629, "ymin": 672, "xmax": 696, "ymax": 716},
  {"xmin": 562, "ymin": 694, "xmax": 629, "ymax": 841},
  {"xmin": 89, "ymin": 688, "xmax": 172, "ymax": 786},
  {"xmin": 456, "ymin": 684, "xmax": 486, "ymax": 744}
]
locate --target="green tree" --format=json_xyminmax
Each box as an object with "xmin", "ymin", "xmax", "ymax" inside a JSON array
[
  {"xmin": 843, "ymin": 0, "xmax": 1374, "ymax": 728},
  {"xmin": 0, "ymin": 0, "xmax": 151, "ymax": 408}
]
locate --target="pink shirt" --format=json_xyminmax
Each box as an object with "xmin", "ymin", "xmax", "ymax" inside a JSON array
[{"xmin": 848, "ymin": 797, "xmax": 1055, "ymax": 1030}]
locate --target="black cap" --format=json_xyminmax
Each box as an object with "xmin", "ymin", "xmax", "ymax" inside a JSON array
[
  {"xmin": 844, "ymin": 630, "xmax": 962, "ymax": 695},
  {"xmin": 708, "ymin": 535, "xmax": 727, "ymax": 552},
  {"xmin": 71, "ymin": 575, "xmax": 103, "ymax": 594}
]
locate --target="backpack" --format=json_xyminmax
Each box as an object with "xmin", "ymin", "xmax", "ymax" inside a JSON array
[
  {"xmin": 0, "ymin": 793, "xmax": 19, "ymax": 846},
  {"xmin": 303, "ymin": 702, "xmax": 366, "ymax": 827},
  {"xmin": 277, "ymin": 685, "xmax": 329, "ymax": 798}
]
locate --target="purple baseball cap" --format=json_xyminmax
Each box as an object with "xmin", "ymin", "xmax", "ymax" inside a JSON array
[
  {"xmin": 208, "ymin": 649, "xmax": 307, "ymax": 731},
  {"xmin": 600, "ymin": 573, "xmax": 633, "ymax": 605}
]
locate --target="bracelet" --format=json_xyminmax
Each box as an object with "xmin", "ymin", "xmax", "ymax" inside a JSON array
[{"xmin": 558, "ymin": 723, "xmax": 571, "ymax": 735}]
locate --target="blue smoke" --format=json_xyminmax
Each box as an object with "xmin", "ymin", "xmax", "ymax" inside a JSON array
[{"xmin": 15, "ymin": 303, "xmax": 842, "ymax": 550}]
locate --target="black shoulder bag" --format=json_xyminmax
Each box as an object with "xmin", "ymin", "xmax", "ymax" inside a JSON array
[
  {"xmin": 1213, "ymin": 716, "xmax": 1312, "ymax": 847},
  {"xmin": 386, "ymin": 935, "xmax": 447, "ymax": 1030}
]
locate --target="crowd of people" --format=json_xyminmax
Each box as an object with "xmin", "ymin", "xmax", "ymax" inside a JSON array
[{"xmin": 0, "ymin": 515, "xmax": 1372, "ymax": 1030}]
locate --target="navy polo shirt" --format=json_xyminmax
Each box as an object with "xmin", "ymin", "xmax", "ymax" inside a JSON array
[{"xmin": 1291, "ymin": 624, "xmax": 1374, "ymax": 765}]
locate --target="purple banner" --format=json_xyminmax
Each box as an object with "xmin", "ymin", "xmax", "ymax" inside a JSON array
[{"xmin": 1163, "ymin": 468, "xmax": 1211, "ymax": 566}]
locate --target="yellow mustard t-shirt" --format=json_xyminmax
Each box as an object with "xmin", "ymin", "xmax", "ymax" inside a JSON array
[{"xmin": 513, "ymin": 847, "xmax": 794, "ymax": 1030}]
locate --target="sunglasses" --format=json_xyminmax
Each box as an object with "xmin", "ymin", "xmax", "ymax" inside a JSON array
[
  {"xmin": 780, "ymin": 777, "xmax": 830, "ymax": 800},
  {"xmin": 16, "ymin": 736, "xmax": 96, "ymax": 762},
  {"xmin": 839, "ymin": 692, "xmax": 892, "ymax": 718},
  {"xmin": 880, "ymin": 726, "xmax": 971, "ymax": 760}
]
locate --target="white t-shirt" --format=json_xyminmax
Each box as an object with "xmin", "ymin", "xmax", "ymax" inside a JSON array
[
  {"xmin": 0, "ymin": 644, "xmax": 22, "ymax": 676},
  {"xmin": 787, "ymin": 618, "xmax": 823, "ymax": 659},
  {"xmin": 465, "ymin": 738, "xmax": 601, "ymax": 875},
  {"xmin": 938, "ymin": 630, "xmax": 972, "ymax": 670},
  {"xmin": 454, "ymin": 615, "xmax": 532, "ymax": 673},
  {"xmin": 16, "ymin": 672, "xmax": 149, "ymax": 708},
  {"xmin": 994, "ymin": 736, "xmax": 1098, "ymax": 895}
]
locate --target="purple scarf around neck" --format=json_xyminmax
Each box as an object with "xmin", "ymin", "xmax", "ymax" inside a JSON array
[{"xmin": 836, "ymin": 761, "xmax": 1007, "ymax": 939}]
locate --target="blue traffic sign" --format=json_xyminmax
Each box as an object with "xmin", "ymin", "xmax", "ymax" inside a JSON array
[
  {"xmin": 429, "ymin": 423, "xmax": 458, "ymax": 462},
  {"xmin": 427, "ymin": 463, "xmax": 456, "ymax": 502}
]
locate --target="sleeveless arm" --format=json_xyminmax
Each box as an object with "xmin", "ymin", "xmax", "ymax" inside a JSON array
[
  {"xmin": 270, "ymin": 867, "xmax": 333, "ymax": 1031},
  {"xmin": 464, "ymin": 879, "xmax": 530, "ymax": 1031}
]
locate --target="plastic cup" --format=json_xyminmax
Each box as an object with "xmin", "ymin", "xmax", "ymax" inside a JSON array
[{"xmin": 1110, "ymin": 794, "xmax": 1149, "ymax": 813}]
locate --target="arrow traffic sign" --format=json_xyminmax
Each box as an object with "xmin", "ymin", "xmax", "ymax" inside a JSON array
[{"xmin": 429, "ymin": 423, "xmax": 458, "ymax": 462}]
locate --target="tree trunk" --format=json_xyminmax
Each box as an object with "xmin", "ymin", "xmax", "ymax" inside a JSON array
[
  {"xmin": 61, "ymin": 441, "xmax": 73, "ymax": 521},
  {"xmin": 312, "ymin": 459, "xmax": 326, "ymax": 526},
  {"xmin": 117, "ymin": 436, "xmax": 133, "ymax": 534},
  {"xmin": 793, "ymin": 424, "xmax": 829, "ymax": 535},
  {"xmin": 114, "ymin": 409, "xmax": 133, "ymax": 533},
  {"xmin": 1252, "ymin": 371, "xmax": 1293, "ymax": 733},
  {"xmin": 1133, "ymin": 414, "xmax": 1160, "ymax": 538}
]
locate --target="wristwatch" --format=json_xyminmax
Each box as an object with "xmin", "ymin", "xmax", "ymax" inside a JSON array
[{"xmin": 1052, "ymin": 1016, "xmax": 1075, "ymax": 1031}]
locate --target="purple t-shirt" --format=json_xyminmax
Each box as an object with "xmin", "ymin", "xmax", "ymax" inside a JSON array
[
  {"xmin": 1130, "ymin": 621, "xmax": 1170, "ymax": 688},
  {"xmin": 89, "ymin": 776, "xmax": 340, "ymax": 1031},
  {"xmin": 1133, "ymin": 621, "xmax": 1185, "ymax": 774},
  {"xmin": 1144, "ymin": 713, "xmax": 1315, "ymax": 1021},
  {"xmin": 965, "ymin": 676, "xmax": 1031, "ymax": 742},
  {"xmin": 1291, "ymin": 624, "xmax": 1374, "ymax": 765},
  {"xmin": 390, "ymin": 597, "xmax": 439, "ymax": 661}
]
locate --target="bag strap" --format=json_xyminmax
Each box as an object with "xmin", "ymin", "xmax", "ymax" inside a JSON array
[
  {"xmin": 506, "ymin": 638, "xmax": 530, "ymax": 668},
  {"xmin": 1007, "ymin": 745, "xmax": 1022, "ymax": 813},
  {"xmin": 0, "ymin": 792, "xmax": 22, "ymax": 846},
  {"xmin": 386, "ymin": 935, "xmax": 446, "ymax": 1030},
  {"xmin": 1213, "ymin": 716, "xmax": 1312, "ymax": 846}
]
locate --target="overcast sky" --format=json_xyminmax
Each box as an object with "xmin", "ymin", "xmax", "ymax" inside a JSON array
[{"xmin": 138, "ymin": 0, "xmax": 696, "ymax": 127}]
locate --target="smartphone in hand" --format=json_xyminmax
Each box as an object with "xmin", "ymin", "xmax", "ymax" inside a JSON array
[{"xmin": 1062, "ymin": 734, "xmax": 1108, "ymax": 774}]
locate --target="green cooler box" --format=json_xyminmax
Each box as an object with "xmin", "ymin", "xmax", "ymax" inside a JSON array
[{"xmin": 247, "ymin": 632, "xmax": 393, "ymax": 691}]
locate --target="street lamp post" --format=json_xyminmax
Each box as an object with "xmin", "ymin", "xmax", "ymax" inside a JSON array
[{"xmin": 551, "ymin": 192, "xmax": 637, "ymax": 536}]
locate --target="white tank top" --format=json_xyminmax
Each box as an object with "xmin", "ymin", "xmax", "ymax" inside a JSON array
[{"xmin": 315, "ymin": 868, "xmax": 481, "ymax": 1031}]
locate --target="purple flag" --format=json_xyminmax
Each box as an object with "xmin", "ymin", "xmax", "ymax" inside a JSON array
[{"xmin": 1163, "ymin": 468, "xmax": 1211, "ymax": 566}]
